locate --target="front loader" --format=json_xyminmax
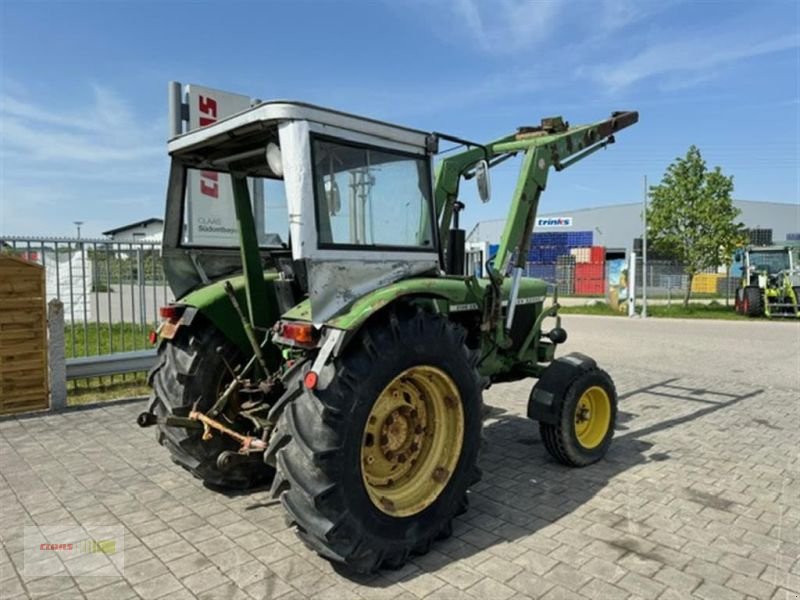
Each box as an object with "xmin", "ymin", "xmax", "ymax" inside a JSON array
[{"xmin": 139, "ymin": 101, "xmax": 638, "ymax": 572}]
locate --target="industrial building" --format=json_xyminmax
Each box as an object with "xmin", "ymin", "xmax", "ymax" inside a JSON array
[
  {"xmin": 467, "ymin": 200, "xmax": 800, "ymax": 251},
  {"xmin": 465, "ymin": 199, "xmax": 799, "ymax": 298}
]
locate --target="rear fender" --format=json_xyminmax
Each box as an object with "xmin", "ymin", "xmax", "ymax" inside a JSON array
[{"xmin": 169, "ymin": 272, "xmax": 283, "ymax": 368}]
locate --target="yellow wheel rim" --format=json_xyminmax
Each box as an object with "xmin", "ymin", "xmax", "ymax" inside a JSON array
[
  {"xmin": 361, "ymin": 366, "xmax": 464, "ymax": 517},
  {"xmin": 574, "ymin": 386, "xmax": 611, "ymax": 449}
]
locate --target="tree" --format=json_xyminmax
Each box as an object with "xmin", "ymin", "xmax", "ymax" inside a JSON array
[{"xmin": 647, "ymin": 145, "xmax": 745, "ymax": 308}]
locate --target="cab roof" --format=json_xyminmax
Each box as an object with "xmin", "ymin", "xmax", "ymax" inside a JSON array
[{"xmin": 167, "ymin": 100, "xmax": 435, "ymax": 160}]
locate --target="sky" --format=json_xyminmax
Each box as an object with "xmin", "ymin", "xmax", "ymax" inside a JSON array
[{"xmin": 1, "ymin": 0, "xmax": 798, "ymax": 238}]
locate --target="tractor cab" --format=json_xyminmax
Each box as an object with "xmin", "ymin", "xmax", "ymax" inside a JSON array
[
  {"xmin": 745, "ymin": 247, "xmax": 792, "ymax": 278},
  {"xmin": 163, "ymin": 101, "xmax": 441, "ymax": 322}
]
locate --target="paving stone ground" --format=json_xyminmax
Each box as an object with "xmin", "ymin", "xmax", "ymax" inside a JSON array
[{"xmin": 1, "ymin": 316, "xmax": 798, "ymax": 599}]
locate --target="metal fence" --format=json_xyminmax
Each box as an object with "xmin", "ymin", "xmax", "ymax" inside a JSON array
[
  {"xmin": 0, "ymin": 236, "xmax": 173, "ymax": 363},
  {"xmin": 634, "ymin": 257, "xmax": 735, "ymax": 304}
]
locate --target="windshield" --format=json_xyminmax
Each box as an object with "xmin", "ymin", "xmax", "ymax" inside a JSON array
[
  {"xmin": 750, "ymin": 250, "xmax": 790, "ymax": 274},
  {"xmin": 311, "ymin": 137, "xmax": 435, "ymax": 250}
]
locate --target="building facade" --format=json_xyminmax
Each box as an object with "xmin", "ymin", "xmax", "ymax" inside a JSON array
[
  {"xmin": 467, "ymin": 200, "xmax": 799, "ymax": 251},
  {"xmin": 102, "ymin": 218, "xmax": 164, "ymax": 242}
]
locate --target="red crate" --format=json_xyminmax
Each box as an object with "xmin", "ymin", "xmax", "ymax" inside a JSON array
[
  {"xmin": 590, "ymin": 246, "xmax": 605, "ymax": 263},
  {"xmin": 574, "ymin": 279, "xmax": 605, "ymax": 295},
  {"xmin": 575, "ymin": 263, "xmax": 604, "ymax": 280}
]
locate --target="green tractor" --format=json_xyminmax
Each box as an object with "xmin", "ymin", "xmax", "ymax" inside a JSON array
[
  {"xmin": 139, "ymin": 101, "xmax": 638, "ymax": 572},
  {"xmin": 734, "ymin": 246, "xmax": 800, "ymax": 318}
]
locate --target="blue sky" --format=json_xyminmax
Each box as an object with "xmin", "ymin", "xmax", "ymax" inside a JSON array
[{"xmin": 1, "ymin": 0, "xmax": 798, "ymax": 238}]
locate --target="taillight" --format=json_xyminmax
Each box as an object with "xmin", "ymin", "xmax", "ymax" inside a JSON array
[
  {"xmin": 281, "ymin": 322, "xmax": 318, "ymax": 345},
  {"xmin": 304, "ymin": 371, "xmax": 318, "ymax": 390},
  {"xmin": 159, "ymin": 305, "xmax": 183, "ymax": 322}
]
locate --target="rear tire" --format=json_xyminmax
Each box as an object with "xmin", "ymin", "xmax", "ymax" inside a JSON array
[
  {"xmin": 743, "ymin": 286, "xmax": 764, "ymax": 317},
  {"xmin": 147, "ymin": 324, "xmax": 274, "ymax": 489},
  {"xmin": 265, "ymin": 306, "xmax": 483, "ymax": 573},
  {"xmin": 540, "ymin": 368, "xmax": 617, "ymax": 467}
]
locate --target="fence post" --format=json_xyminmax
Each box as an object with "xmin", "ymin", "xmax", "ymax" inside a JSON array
[
  {"xmin": 628, "ymin": 251, "xmax": 637, "ymax": 317},
  {"xmin": 48, "ymin": 299, "xmax": 67, "ymax": 411}
]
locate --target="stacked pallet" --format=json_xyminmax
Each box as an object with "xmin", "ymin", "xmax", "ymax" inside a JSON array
[
  {"xmin": 486, "ymin": 231, "xmax": 601, "ymax": 291},
  {"xmin": 566, "ymin": 231, "xmax": 593, "ymax": 247},
  {"xmin": 527, "ymin": 264, "xmax": 556, "ymax": 280},
  {"xmin": 526, "ymin": 230, "xmax": 594, "ymax": 282},
  {"xmin": 555, "ymin": 255, "xmax": 576, "ymax": 295},
  {"xmin": 570, "ymin": 247, "xmax": 590, "ymax": 263},
  {"xmin": 747, "ymin": 228, "xmax": 773, "ymax": 246}
]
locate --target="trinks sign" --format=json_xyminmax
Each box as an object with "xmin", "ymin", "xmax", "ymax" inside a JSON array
[{"xmin": 536, "ymin": 216, "xmax": 573, "ymax": 228}]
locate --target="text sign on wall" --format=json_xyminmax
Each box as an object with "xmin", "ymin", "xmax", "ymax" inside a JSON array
[
  {"xmin": 185, "ymin": 85, "xmax": 252, "ymax": 245},
  {"xmin": 536, "ymin": 216, "xmax": 573, "ymax": 228}
]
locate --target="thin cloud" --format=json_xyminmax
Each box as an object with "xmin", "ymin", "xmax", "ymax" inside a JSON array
[
  {"xmin": 453, "ymin": 0, "xmax": 562, "ymax": 52},
  {"xmin": 0, "ymin": 84, "xmax": 166, "ymax": 236},
  {"xmin": 1, "ymin": 86, "xmax": 163, "ymax": 162},
  {"xmin": 583, "ymin": 32, "xmax": 800, "ymax": 91},
  {"xmin": 446, "ymin": 0, "xmax": 677, "ymax": 55}
]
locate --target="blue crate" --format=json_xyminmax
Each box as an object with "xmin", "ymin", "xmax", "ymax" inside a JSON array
[
  {"xmin": 526, "ymin": 263, "xmax": 556, "ymax": 280},
  {"xmin": 564, "ymin": 230, "xmax": 593, "ymax": 247},
  {"xmin": 531, "ymin": 232, "xmax": 570, "ymax": 247},
  {"xmin": 528, "ymin": 245, "xmax": 571, "ymax": 264}
]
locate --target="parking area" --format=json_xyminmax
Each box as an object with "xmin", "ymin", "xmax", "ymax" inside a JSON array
[{"xmin": 1, "ymin": 316, "xmax": 798, "ymax": 600}]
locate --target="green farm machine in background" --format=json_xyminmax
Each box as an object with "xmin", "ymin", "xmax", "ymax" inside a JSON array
[
  {"xmin": 138, "ymin": 100, "xmax": 638, "ymax": 572},
  {"xmin": 734, "ymin": 246, "xmax": 800, "ymax": 318}
]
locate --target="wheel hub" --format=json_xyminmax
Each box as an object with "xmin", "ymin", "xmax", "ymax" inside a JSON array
[
  {"xmin": 573, "ymin": 386, "xmax": 611, "ymax": 450},
  {"xmin": 361, "ymin": 366, "xmax": 464, "ymax": 517}
]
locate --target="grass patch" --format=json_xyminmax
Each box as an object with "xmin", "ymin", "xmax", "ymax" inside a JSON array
[
  {"xmin": 64, "ymin": 322, "xmax": 154, "ymax": 405},
  {"xmin": 64, "ymin": 322, "xmax": 154, "ymax": 358},
  {"xmin": 559, "ymin": 300, "xmax": 747, "ymax": 320},
  {"xmin": 68, "ymin": 374, "xmax": 149, "ymax": 406}
]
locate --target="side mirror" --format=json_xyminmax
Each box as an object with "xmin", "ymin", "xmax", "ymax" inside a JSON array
[
  {"xmin": 324, "ymin": 178, "xmax": 341, "ymax": 216},
  {"xmin": 475, "ymin": 160, "xmax": 491, "ymax": 203}
]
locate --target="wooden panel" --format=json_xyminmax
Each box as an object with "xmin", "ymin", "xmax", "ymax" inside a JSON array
[{"xmin": 0, "ymin": 256, "xmax": 49, "ymax": 415}]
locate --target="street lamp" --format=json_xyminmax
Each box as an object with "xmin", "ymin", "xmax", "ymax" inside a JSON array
[{"xmin": 74, "ymin": 221, "xmax": 84, "ymax": 239}]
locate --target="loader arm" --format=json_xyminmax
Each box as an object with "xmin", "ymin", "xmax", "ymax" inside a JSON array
[
  {"xmin": 435, "ymin": 112, "xmax": 638, "ymax": 279},
  {"xmin": 433, "ymin": 111, "xmax": 638, "ymax": 344}
]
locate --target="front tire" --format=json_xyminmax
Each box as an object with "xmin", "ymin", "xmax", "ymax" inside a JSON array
[
  {"xmin": 266, "ymin": 306, "xmax": 483, "ymax": 573},
  {"xmin": 540, "ymin": 368, "xmax": 617, "ymax": 467}
]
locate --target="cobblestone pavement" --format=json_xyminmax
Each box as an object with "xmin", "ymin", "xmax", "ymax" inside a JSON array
[{"xmin": 1, "ymin": 316, "xmax": 798, "ymax": 599}]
